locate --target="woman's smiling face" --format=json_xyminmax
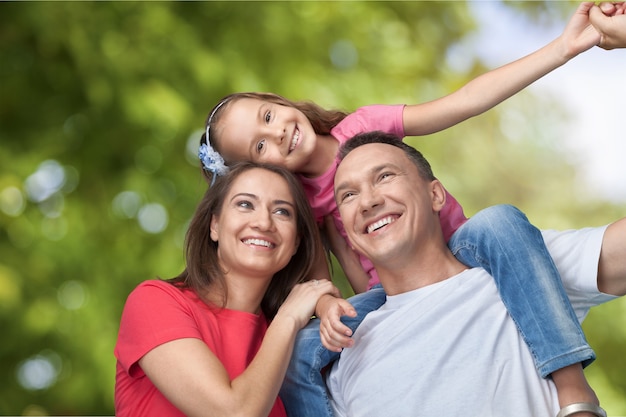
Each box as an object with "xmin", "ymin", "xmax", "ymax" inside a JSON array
[{"xmin": 210, "ymin": 167, "xmax": 300, "ymax": 280}]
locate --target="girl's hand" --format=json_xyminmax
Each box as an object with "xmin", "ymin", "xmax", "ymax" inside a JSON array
[
  {"xmin": 316, "ymin": 294, "xmax": 357, "ymax": 352},
  {"xmin": 275, "ymin": 279, "xmax": 337, "ymax": 330},
  {"xmin": 560, "ymin": 2, "xmax": 602, "ymax": 58}
]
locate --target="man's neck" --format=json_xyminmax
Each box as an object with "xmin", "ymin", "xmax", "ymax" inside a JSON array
[{"xmin": 376, "ymin": 247, "xmax": 468, "ymax": 296}]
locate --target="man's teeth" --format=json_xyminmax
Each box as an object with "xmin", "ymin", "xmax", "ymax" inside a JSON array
[
  {"xmin": 243, "ymin": 238, "xmax": 273, "ymax": 248},
  {"xmin": 367, "ymin": 216, "xmax": 395, "ymax": 234},
  {"xmin": 289, "ymin": 129, "xmax": 300, "ymax": 151}
]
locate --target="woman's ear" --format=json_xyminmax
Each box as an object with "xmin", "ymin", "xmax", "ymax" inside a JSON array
[
  {"xmin": 210, "ymin": 215, "xmax": 219, "ymax": 242},
  {"xmin": 430, "ymin": 180, "xmax": 447, "ymax": 212}
]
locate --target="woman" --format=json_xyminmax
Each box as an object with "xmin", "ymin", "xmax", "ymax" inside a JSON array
[{"xmin": 114, "ymin": 161, "xmax": 338, "ymax": 417}]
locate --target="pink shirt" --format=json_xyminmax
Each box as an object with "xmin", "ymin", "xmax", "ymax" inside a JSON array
[
  {"xmin": 298, "ymin": 105, "xmax": 468, "ymax": 288},
  {"xmin": 115, "ymin": 280, "xmax": 286, "ymax": 417}
]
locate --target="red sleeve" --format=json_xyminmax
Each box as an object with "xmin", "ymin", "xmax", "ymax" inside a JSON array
[{"xmin": 114, "ymin": 281, "xmax": 204, "ymax": 378}]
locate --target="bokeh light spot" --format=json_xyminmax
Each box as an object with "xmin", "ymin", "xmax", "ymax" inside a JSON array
[
  {"xmin": 0, "ymin": 186, "xmax": 25, "ymax": 217},
  {"xmin": 17, "ymin": 351, "xmax": 62, "ymax": 391},
  {"xmin": 57, "ymin": 280, "xmax": 88, "ymax": 310},
  {"xmin": 137, "ymin": 203, "xmax": 168, "ymax": 234},
  {"xmin": 112, "ymin": 191, "xmax": 142, "ymax": 219}
]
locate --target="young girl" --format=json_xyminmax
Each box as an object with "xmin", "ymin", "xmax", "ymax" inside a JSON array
[
  {"xmin": 197, "ymin": 3, "xmax": 626, "ymax": 416},
  {"xmin": 114, "ymin": 162, "xmax": 338, "ymax": 417}
]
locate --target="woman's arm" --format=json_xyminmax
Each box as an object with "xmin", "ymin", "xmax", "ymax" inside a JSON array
[
  {"xmin": 403, "ymin": 2, "xmax": 601, "ymax": 136},
  {"xmin": 139, "ymin": 280, "xmax": 337, "ymax": 417}
]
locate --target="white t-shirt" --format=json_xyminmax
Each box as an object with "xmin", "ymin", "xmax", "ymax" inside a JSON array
[{"xmin": 327, "ymin": 226, "xmax": 615, "ymax": 417}]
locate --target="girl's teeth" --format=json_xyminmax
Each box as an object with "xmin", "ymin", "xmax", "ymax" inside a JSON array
[{"xmin": 290, "ymin": 129, "xmax": 300, "ymax": 151}]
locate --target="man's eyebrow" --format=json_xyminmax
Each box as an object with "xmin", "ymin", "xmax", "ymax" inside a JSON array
[
  {"xmin": 335, "ymin": 163, "xmax": 390, "ymax": 195},
  {"xmin": 334, "ymin": 180, "xmax": 350, "ymax": 198}
]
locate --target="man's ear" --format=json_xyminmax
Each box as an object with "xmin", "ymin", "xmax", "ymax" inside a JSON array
[
  {"xmin": 210, "ymin": 215, "xmax": 219, "ymax": 242},
  {"xmin": 430, "ymin": 180, "xmax": 447, "ymax": 212}
]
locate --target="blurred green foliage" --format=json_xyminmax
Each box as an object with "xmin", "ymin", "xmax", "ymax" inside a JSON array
[{"xmin": 0, "ymin": 1, "xmax": 624, "ymax": 415}]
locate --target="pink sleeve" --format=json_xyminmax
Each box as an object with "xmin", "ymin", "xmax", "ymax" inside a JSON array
[
  {"xmin": 331, "ymin": 104, "xmax": 405, "ymax": 144},
  {"xmin": 114, "ymin": 281, "xmax": 203, "ymax": 378},
  {"xmin": 440, "ymin": 191, "xmax": 468, "ymax": 242}
]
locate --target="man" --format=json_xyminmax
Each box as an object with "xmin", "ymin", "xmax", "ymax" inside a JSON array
[{"xmin": 325, "ymin": 131, "xmax": 615, "ymax": 417}]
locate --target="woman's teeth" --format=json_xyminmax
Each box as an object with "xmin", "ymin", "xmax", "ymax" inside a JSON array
[{"xmin": 243, "ymin": 238, "xmax": 273, "ymax": 248}]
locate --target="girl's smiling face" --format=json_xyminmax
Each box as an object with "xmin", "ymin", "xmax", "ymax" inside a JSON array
[
  {"xmin": 214, "ymin": 98, "xmax": 318, "ymax": 174},
  {"xmin": 210, "ymin": 167, "xmax": 300, "ymax": 280}
]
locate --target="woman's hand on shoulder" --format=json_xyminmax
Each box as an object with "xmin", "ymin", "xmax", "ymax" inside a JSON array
[{"xmin": 275, "ymin": 279, "xmax": 338, "ymax": 329}]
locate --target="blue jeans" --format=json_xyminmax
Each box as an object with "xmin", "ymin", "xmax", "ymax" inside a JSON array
[
  {"xmin": 449, "ymin": 205, "xmax": 594, "ymax": 376},
  {"xmin": 279, "ymin": 204, "xmax": 594, "ymax": 417},
  {"xmin": 280, "ymin": 286, "xmax": 386, "ymax": 417}
]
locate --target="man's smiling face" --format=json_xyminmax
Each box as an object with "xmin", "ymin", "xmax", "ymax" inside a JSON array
[{"xmin": 334, "ymin": 142, "xmax": 441, "ymax": 267}]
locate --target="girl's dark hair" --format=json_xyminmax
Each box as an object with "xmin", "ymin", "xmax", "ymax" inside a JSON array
[
  {"xmin": 200, "ymin": 92, "xmax": 349, "ymax": 184},
  {"xmin": 168, "ymin": 161, "xmax": 322, "ymax": 319}
]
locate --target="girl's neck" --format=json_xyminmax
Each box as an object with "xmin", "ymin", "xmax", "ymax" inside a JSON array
[{"xmin": 300, "ymin": 134, "xmax": 339, "ymax": 178}]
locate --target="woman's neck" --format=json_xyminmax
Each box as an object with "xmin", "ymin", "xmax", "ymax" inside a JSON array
[
  {"xmin": 204, "ymin": 273, "xmax": 271, "ymax": 315},
  {"xmin": 301, "ymin": 134, "xmax": 339, "ymax": 178}
]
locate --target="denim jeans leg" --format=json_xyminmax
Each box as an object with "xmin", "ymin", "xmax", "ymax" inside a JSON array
[
  {"xmin": 280, "ymin": 286, "xmax": 386, "ymax": 417},
  {"xmin": 448, "ymin": 204, "xmax": 594, "ymax": 377}
]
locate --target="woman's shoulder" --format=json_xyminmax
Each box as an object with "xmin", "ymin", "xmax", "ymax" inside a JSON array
[
  {"xmin": 133, "ymin": 279, "xmax": 177, "ymax": 294},
  {"xmin": 127, "ymin": 279, "xmax": 194, "ymax": 306}
]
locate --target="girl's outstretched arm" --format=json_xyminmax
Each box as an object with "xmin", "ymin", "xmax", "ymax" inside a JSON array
[{"xmin": 403, "ymin": 2, "xmax": 601, "ymax": 136}]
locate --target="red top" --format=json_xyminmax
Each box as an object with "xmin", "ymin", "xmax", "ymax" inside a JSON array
[{"xmin": 115, "ymin": 280, "xmax": 286, "ymax": 417}]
